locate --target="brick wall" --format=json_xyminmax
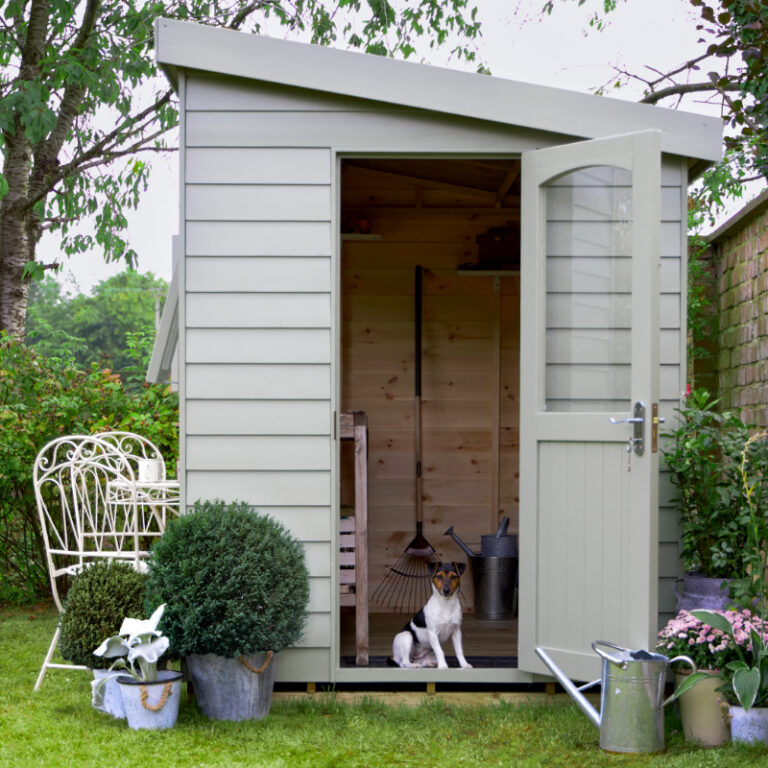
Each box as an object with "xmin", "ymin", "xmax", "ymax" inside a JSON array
[{"xmin": 705, "ymin": 192, "xmax": 768, "ymax": 427}]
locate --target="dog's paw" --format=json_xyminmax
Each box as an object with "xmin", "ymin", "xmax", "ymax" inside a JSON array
[{"xmin": 460, "ymin": 662, "xmax": 473, "ymax": 669}]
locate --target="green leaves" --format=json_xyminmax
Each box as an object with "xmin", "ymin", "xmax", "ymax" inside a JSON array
[
  {"xmin": 733, "ymin": 667, "xmax": 761, "ymax": 711},
  {"xmin": 667, "ymin": 669, "xmax": 722, "ymax": 703}
]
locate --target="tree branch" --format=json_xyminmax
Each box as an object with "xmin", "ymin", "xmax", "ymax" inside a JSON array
[{"xmin": 640, "ymin": 80, "xmax": 742, "ymax": 104}]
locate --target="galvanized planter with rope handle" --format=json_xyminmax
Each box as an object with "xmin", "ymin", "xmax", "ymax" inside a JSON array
[
  {"xmin": 117, "ymin": 669, "xmax": 184, "ymax": 730},
  {"xmin": 185, "ymin": 651, "xmax": 277, "ymax": 721}
]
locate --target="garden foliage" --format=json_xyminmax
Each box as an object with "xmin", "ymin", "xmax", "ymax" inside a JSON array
[
  {"xmin": 0, "ymin": 336, "xmax": 178, "ymax": 604},
  {"xmin": 146, "ymin": 500, "xmax": 309, "ymax": 657},
  {"xmin": 662, "ymin": 389, "xmax": 752, "ymax": 579},
  {"xmin": 58, "ymin": 561, "xmax": 148, "ymax": 669}
]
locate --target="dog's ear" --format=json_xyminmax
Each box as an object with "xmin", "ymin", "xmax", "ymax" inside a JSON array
[
  {"xmin": 427, "ymin": 562, "xmax": 439, "ymax": 577},
  {"xmin": 454, "ymin": 561, "xmax": 466, "ymax": 576}
]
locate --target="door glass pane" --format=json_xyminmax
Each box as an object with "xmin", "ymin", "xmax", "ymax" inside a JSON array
[{"xmin": 545, "ymin": 165, "xmax": 632, "ymax": 412}]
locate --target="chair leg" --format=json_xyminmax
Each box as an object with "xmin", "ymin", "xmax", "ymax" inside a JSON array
[{"xmin": 34, "ymin": 624, "xmax": 61, "ymax": 692}]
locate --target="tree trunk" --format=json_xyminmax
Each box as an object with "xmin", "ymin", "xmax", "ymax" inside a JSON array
[{"xmin": 0, "ymin": 133, "xmax": 36, "ymax": 336}]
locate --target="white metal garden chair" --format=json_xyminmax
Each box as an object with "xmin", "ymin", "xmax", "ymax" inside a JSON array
[{"xmin": 32, "ymin": 433, "xmax": 179, "ymax": 690}]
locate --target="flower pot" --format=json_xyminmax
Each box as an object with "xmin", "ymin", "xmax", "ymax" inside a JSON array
[
  {"xmin": 672, "ymin": 573, "xmax": 733, "ymax": 612},
  {"xmin": 674, "ymin": 669, "xmax": 730, "ymax": 747},
  {"xmin": 92, "ymin": 669, "xmax": 125, "ymax": 719},
  {"xmin": 729, "ymin": 705, "xmax": 768, "ymax": 744},
  {"xmin": 117, "ymin": 670, "xmax": 183, "ymax": 730},
  {"xmin": 185, "ymin": 652, "xmax": 276, "ymax": 721}
]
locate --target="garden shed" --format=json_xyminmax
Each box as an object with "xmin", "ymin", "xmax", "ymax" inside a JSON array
[{"xmin": 148, "ymin": 18, "xmax": 723, "ymax": 686}]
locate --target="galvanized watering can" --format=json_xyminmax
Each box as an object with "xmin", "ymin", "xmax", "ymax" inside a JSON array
[{"xmin": 536, "ymin": 641, "xmax": 696, "ymax": 753}]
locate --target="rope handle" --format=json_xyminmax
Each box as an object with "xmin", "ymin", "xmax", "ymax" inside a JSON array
[
  {"xmin": 139, "ymin": 681, "xmax": 173, "ymax": 711},
  {"xmin": 238, "ymin": 650, "xmax": 274, "ymax": 675}
]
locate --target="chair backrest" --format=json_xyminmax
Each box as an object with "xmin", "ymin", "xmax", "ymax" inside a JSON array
[
  {"xmin": 34, "ymin": 435, "xmax": 152, "ymax": 612},
  {"xmin": 94, "ymin": 431, "xmax": 168, "ymax": 481}
]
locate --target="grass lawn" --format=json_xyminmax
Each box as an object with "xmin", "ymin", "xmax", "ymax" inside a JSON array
[{"xmin": 3, "ymin": 605, "xmax": 768, "ymax": 767}]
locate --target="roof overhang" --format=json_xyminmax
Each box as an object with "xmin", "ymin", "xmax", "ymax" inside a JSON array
[
  {"xmin": 155, "ymin": 18, "xmax": 723, "ymax": 166},
  {"xmin": 706, "ymin": 188, "xmax": 768, "ymax": 245}
]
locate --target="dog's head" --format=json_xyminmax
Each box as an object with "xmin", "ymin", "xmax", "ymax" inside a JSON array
[{"xmin": 428, "ymin": 561, "xmax": 466, "ymax": 597}]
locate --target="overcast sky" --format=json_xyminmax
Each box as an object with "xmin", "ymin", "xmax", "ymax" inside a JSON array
[{"xmin": 43, "ymin": 0, "xmax": 752, "ymax": 294}]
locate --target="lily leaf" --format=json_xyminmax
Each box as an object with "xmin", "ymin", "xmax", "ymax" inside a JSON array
[
  {"xmin": 126, "ymin": 636, "xmax": 169, "ymax": 666},
  {"xmin": 93, "ymin": 635, "xmax": 128, "ymax": 659},
  {"xmin": 690, "ymin": 610, "xmax": 733, "ymax": 637},
  {"xmin": 118, "ymin": 603, "xmax": 165, "ymax": 640},
  {"xmin": 667, "ymin": 670, "xmax": 721, "ymax": 702},
  {"xmin": 733, "ymin": 667, "xmax": 761, "ymax": 711}
]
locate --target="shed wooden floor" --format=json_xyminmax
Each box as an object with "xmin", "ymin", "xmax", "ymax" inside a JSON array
[{"xmin": 340, "ymin": 611, "xmax": 518, "ymax": 667}]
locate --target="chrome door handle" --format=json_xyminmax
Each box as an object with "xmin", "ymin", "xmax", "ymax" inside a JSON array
[{"xmin": 610, "ymin": 402, "xmax": 645, "ymax": 456}]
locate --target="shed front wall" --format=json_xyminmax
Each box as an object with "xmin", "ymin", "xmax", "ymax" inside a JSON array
[{"xmin": 178, "ymin": 68, "xmax": 687, "ymax": 683}]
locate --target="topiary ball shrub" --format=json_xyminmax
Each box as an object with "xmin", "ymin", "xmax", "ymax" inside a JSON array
[
  {"xmin": 58, "ymin": 561, "xmax": 148, "ymax": 669},
  {"xmin": 146, "ymin": 499, "xmax": 309, "ymax": 657}
]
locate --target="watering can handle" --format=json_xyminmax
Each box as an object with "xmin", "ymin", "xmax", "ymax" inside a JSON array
[
  {"xmin": 662, "ymin": 655, "xmax": 697, "ymax": 707},
  {"xmin": 591, "ymin": 640, "xmax": 632, "ymax": 669}
]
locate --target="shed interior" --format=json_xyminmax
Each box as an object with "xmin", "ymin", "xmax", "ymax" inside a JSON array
[{"xmin": 339, "ymin": 157, "xmax": 522, "ymax": 667}]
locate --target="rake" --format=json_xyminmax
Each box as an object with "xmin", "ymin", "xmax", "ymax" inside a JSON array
[{"xmin": 371, "ymin": 265, "xmax": 439, "ymax": 613}]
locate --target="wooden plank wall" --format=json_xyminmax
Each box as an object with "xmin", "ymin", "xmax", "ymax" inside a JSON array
[{"xmin": 340, "ymin": 163, "xmax": 521, "ymax": 609}]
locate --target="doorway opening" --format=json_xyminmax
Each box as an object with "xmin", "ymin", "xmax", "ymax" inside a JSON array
[{"xmin": 339, "ymin": 157, "xmax": 522, "ymax": 669}]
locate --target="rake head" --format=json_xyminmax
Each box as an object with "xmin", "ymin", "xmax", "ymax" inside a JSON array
[{"xmin": 371, "ymin": 532, "xmax": 440, "ymax": 614}]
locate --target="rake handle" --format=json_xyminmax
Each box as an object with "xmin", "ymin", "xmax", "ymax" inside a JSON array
[{"xmin": 415, "ymin": 265, "xmax": 423, "ymax": 526}]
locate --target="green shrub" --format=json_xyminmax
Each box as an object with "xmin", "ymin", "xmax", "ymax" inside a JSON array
[
  {"xmin": 0, "ymin": 336, "xmax": 178, "ymax": 604},
  {"xmin": 58, "ymin": 561, "xmax": 148, "ymax": 669},
  {"xmin": 146, "ymin": 499, "xmax": 309, "ymax": 657}
]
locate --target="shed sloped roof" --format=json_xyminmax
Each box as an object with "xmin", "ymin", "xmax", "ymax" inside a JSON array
[{"xmin": 155, "ymin": 18, "xmax": 722, "ymax": 163}]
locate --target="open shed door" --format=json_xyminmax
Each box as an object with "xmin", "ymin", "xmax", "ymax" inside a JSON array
[{"xmin": 518, "ymin": 131, "xmax": 662, "ymax": 682}]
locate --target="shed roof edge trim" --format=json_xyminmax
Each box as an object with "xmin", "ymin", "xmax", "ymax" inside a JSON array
[{"xmin": 155, "ymin": 18, "xmax": 723, "ymax": 163}]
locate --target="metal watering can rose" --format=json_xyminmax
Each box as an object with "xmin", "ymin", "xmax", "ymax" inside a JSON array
[{"xmin": 536, "ymin": 641, "xmax": 696, "ymax": 753}]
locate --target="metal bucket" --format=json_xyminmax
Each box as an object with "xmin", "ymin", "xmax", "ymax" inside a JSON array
[
  {"xmin": 480, "ymin": 533, "xmax": 517, "ymax": 558},
  {"xmin": 470, "ymin": 555, "xmax": 517, "ymax": 620}
]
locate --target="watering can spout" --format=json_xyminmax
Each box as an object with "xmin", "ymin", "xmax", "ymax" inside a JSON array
[{"xmin": 535, "ymin": 647, "xmax": 601, "ymax": 729}]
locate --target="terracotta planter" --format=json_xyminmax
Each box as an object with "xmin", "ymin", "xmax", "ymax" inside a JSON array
[
  {"xmin": 674, "ymin": 669, "xmax": 730, "ymax": 747},
  {"xmin": 729, "ymin": 705, "xmax": 768, "ymax": 744}
]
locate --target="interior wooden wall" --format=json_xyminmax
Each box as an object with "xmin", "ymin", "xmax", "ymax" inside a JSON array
[{"xmin": 340, "ymin": 160, "xmax": 521, "ymax": 609}]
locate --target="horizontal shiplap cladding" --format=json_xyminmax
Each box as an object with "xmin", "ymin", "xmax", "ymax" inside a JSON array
[
  {"xmin": 185, "ymin": 111, "xmax": 573, "ymax": 152},
  {"xmin": 250, "ymin": 506, "xmax": 332, "ymax": 542},
  {"xmin": 546, "ymin": 187, "xmax": 681, "ymax": 222},
  {"xmin": 546, "ymin": 293, "xmax": 680, "ymax": 329},
  {"xmin": 186, "ymin": 328, "xmax": 331, "ymax": 364},
  {"xmin": 188, "ymin": 470, "xmax": 331, "ymax": 507},
  {"xmin": 187, "ymin": 435, "xmax": 331, "ymax": 471},
  {"xmin": 186, "ymin": 185, "xmax": 332, "ymax": 221},
  {"xmin": 547, "ymin": 221, "xmax": 681, "ymax": 258},
  {"xmin": 186, "ymin": 257, "xmax": 331, "ymax": 293},
  {"xmin": 186, "ymin": 148, "xmax": 331, "ymax": 184},
  {"xmin": 187, "ymin": 294, "xmax": 331, "ymax": 328},
  {"xmin": 547, "ymin": 258, "xmax": 679, "ymax": 293},
  {"xmin": 545, "ymin": 363, "xmax": 681, "ymax": 400},
  {"xmin": 187, "ymin": 364, "xmax": 330, "ymax": 399},
  {"xmin": 186, "ymin": 73, "xmax": 412, "ymax": 112},
  {"xmin": 186, "ymin": 222, "xmax": 331, "ymax": 257},
  {"xmin": 547, "ymin": 328, "xmax": 681, "ymax": 364},
  {"xmin": 186, "ymin": 400, "xmax": 331, "ymax": 435}
]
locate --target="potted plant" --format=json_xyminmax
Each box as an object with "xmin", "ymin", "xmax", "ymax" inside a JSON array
[
  {"xmin": 657, "ymin": 610, "xmax": 731, "ymax": 746},
  {"xmin": 662, "ymin": 389, "xmax": 750, "ymax": 610},
  {"xmin": 92, "ymin": 603, "xmax": 182, "ymax": 730},
  {"xmin": 58, "ymin": 560, "xmax": 148, "ymax": 718},
  {"xmin": 670, "ymin": 608, "xmax": 768, "ymax": 744},
  {"xmin": 145, "ymin": 499, "xmax": 310, "ymax": 721}
]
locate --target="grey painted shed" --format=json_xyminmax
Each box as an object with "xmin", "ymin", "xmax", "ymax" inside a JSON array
[{"xmin": 149, "ymin": 18, "xmax": 723, "ymax": 685}]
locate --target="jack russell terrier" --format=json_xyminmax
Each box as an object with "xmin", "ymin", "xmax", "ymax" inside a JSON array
[{"xmin": 390, "ymin": 561, "xmax": 472, "ymax": 669}]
